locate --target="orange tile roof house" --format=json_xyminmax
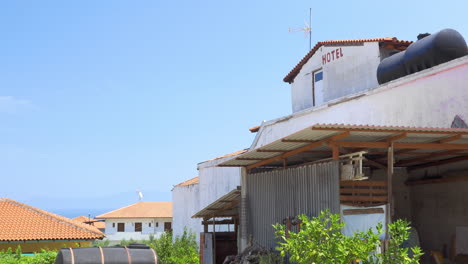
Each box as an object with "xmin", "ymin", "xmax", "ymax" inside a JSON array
[
  {"xmin": 96, "ymin": 202, "xmax": 172, "ymax": 242},
  {"xmin": 0, "ymin": 198, "xmax": 104, "ymax": 253},
  {"xmin": 73, "ymin": 216, "xmax": 106, "ymax": 232}
]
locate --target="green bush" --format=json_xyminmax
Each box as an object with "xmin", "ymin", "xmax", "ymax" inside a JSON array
[
  {"xmin": 0, "ymin": 247, "xmax": 56, "ymax": 264},
  {"xmin": 145, "ymin": 229, "xmax": 199, "ymax": 264},
  {"xmin": 273, "ymin": 210, "xmax": 422, "ymax": 264}
]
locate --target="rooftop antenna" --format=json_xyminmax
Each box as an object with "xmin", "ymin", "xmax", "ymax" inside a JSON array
[
  {"xmin": 136, "ymin": 189, "xmax": 143, "ymax": 201},
  {"xmin": 288, "ymin": 8, "xmax": 312, "ymax": 50}
]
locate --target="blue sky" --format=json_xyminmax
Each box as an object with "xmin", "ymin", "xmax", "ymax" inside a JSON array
[{"xmin": 1, "ymin": 0, "xmax": 467, "ymax": 216}]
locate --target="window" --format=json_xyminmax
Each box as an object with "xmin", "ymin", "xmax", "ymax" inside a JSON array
[
  {"xmin": 164, "ymin": 222, "xmax": 172, "ymax": 232},
  {"xmin": 135, "ymin": 222, "xmax": 142, "ymax": 232},
  {"xmin": 312, "ymin": 70, "xmax": 324, "ymax": 106},
  {"xmin": 149, "ymin": 223, "xmax": 152, "ymax": 227},
  {"xmin": 117, "ymin": 223, "xmax": 125, "ymax": 232},
  {"xmin": 156, "ymin": 222, "xmax": 159, "ymax": 227},
  {"xmin": 112, "ymin": 223, "xmax": 115, "ymax": 228}
]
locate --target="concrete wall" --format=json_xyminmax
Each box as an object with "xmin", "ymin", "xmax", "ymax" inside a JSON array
[
  {"xmin": 104, "ymin": 217, "xmax": 172, "ymax": 241},
  {"xmin": 408, "ymin": 172, "xmax": 468, "ymax": 255},
  {"xmin": 198, "ymin": 166, "xmax": 241, "ymax": 210},
  {"xmin": 172, "ymin": 183, "xmax": 202, "ymax": 243},
  {"xmin": 290, "ymin": 42, "xmax": 382, "ymax": 113},
  {"xmin": 253, "ymin": 56, "xmax": 468, "ymax": 149},
  {"xmin": 171, "ymin": 154, "xmax": 244, "ymax": 248}
]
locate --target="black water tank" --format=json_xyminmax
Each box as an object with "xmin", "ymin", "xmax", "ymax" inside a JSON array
[
  {"xmin": 377, "ymin": 28, "xmax": 467, "ymax": 84},
  {"xmin": 55, "ymin": 244, "xmax": 158, "ymax": 264}
]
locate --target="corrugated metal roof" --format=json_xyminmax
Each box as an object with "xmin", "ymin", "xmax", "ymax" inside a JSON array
[
  {"xmin": 219, "ymin": 124, "xmax": 468, "ymax": 169},
  {"xmin": 192, "ymin": 188, "xmax": 241, "ymax": 219}
]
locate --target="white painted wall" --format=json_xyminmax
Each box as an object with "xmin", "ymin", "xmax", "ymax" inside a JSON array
[
  {"xmin": 254, "ymin": 56, "xmax": 468, "ymax": 149},
  {"xmin": 198, "ymin": 166, "xmax": 241, "ymax": 210},
  {"xmin": 172, "ymin": 183, "xmax": 202, "ymax": 243},
  {"xmin": 291, "ymin": 42, "xmax": 382, "ymax": 113},
  {"xmin": 171, "ymin": 155, "xmax": 243, "ymax": 247},
  {"xmin": 103, "ymin": 217, "xmax": 172, "ymax": 241}
]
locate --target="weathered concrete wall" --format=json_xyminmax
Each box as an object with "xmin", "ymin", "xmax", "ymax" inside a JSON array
[
  {"xmin": 409, "ymin": 179, "xmax": 468, "ymax": 254},
  {"xmin": 172, "ymin": 183, "xmax": 202, "ymax": 243},
  {"xmin": 253, "ymin": 56, "xmax": 468, "ymax": 150},
  {"xmin": 198, "ymin": 166, "xmax": 241, "ymax": 210},
  {"xmin": 172, "ymin": 154, "xmax": 244, "ymax": 248},
  {"xmin": 290, "ymin": 42, "xmax": 381, "ymax": 112}
]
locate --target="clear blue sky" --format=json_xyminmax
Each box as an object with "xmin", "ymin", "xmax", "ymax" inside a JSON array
[{"xmin": 1, "ymin": 0, "xmax": 467, "ymax": 215}]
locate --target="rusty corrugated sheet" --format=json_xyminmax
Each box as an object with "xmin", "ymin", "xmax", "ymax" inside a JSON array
[{"xmin": 246, "ymin": 161, "xmax": 340, "ymax": 250}]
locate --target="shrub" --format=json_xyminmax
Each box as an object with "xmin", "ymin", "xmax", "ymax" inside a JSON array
[
  {"xmin": 0, "ymin": 247, "xmax": 56, "ymax": 264},
  {"xmin": 273, "ymin": 210, "xmax": 422, "ymax": 264},
  {"xmin": 145, "ymin": 229, "xmax": 199, "ymax": 264}
]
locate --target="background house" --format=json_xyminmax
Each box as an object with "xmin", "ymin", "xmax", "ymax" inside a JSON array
[
  {"xmin": 0, "ymin": 198, "xmax": 104, "ymax": 253},
  {"xmin": 73, "ymin": 216, "xmax": 106, "ymax": 233},
  {"xmin": 96, "ymin": 201, "xmax": 172, "ymax": 242}
]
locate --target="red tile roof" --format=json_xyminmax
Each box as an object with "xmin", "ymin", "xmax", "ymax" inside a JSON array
[
  {"xmin": 96, "ymin": 202, "xmax": 172, "ymax": 219},
  {"xmin": 249, "ymin": 125, "xmax": 261, "ymax": 133},
  {"xmin": 175, "ymin": 176, "xmax": 199, "ymax": 187},
  {"xmin": 203, "ymin": 149, "xmax": 249, "ymax": 163},
  {"xmin": 283, "ymin": 37, "xmax": 413, "ymax": 83},
  {"xmin": 0, "ymin": 198, "xmax": 104, "ymax": 241},
  {"xmin": 72, "ymin": 216, "xmax": 106, "ymax": 229}
]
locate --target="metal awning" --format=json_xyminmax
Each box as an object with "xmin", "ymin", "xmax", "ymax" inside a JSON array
[
  {"xmin": 192, "ymin": 187, "xmax": 241, "ymax": 220},
  {"xmin": 219, "ymin": 124, "xmax": 468, "ymax": 170}
]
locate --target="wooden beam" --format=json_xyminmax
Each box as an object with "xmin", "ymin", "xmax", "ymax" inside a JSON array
[
  {"xmin": 387, "ymin": 144, "xmax": 394, "ymax": 226},
  {"xmin": 256, "ymin": 149, "xmax": 287, "ymax": 153},
  {"xmin": 311, "ymin": 127, "xmax": 468, "ymax": 135},
  {"xmin": 395, "ymin": 142, "xmax": 468, "ymax": 150},
  {"xmin": 384, "ymin": 133, "xmax": 407, "ymax": 143},
  {"xmin": 405, "ymin": 175, "xmax": 468, "ymax": 186},
  {"xmin": 246, "ymin": 131, "xmax": 350, "ymax": 170},
  {"xmin": 395, "ymin": 150, "xmax": 463, "ymax": 166},
  {"xmin": 343, "ymin": 208, "xmax": 385, "ymax": 215},
  {"xmin": 282, "ymin": 139, "xmax": 317, "ymax": 143},
  {"xmin": 335, "ymin": 141, "xmax": 468, "ymax": 150},
  {"xmin": 408, "ymin": 156, "xmax": 468, "ymax": 170},
  {"xmin": 332, "ymin": 144, "xmax": 339, "ymax": 160},
  {"xmin": 235, "ymin": 158, "xmax": 268, "ymax": 161},
  {"xmin": 202, "ymin": 219, "xmax": 235, "ymax": 225},
  {"xmin": 439, "ymin": 134, "xmax": 462, "ymax": 143},
  {"xmin": 340, "ymin": 196, "xmax": 388, "ymax": 202}
]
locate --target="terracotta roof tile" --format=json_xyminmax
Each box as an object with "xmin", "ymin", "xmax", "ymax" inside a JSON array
[
  {"xmin": 96, "ymin": 202, "xmax": 172, "ymax": 219},
  {"xmin": 249, "ymin": 125, "xmax": 261, "ymax": 133},
  {"xmin": 175, "ymin": 176, "xmax": 199, "ymax": 187},
  {"xmin": 204, "ymin": 149, "xmax": 249, "ymax": 163},
  {"xmin": 72, "ymin": 216, "xmax": 106, "ymax": 229},
  {"xmin": 283, "ymin": 37, "xmax": 413, "ymax": 83},
  {"xmin": 0, "ymin": 198, "xmax": 104, "ymax": 241}
]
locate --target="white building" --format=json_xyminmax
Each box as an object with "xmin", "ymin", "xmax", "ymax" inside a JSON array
[
  {"xmin": 175, "ymin": 30, "xmax": 468, "ymax": 263},
  {"xmin": 96, "ymin": 201, "xmax": 172, "ymax": 242}
]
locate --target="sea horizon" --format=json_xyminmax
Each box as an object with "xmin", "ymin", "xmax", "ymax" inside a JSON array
[{"xmin": 49, "ymin": 208, "xmax": 113, "ymax": 219}]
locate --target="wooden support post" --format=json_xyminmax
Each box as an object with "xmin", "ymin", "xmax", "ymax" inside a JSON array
[
  {"xmin": 332, "ymin": 144, "xmax": 340, "ymax": 160},
  {"xmin": 386, "ymin": 143, "xmax": 394, "ymax": 238}
]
